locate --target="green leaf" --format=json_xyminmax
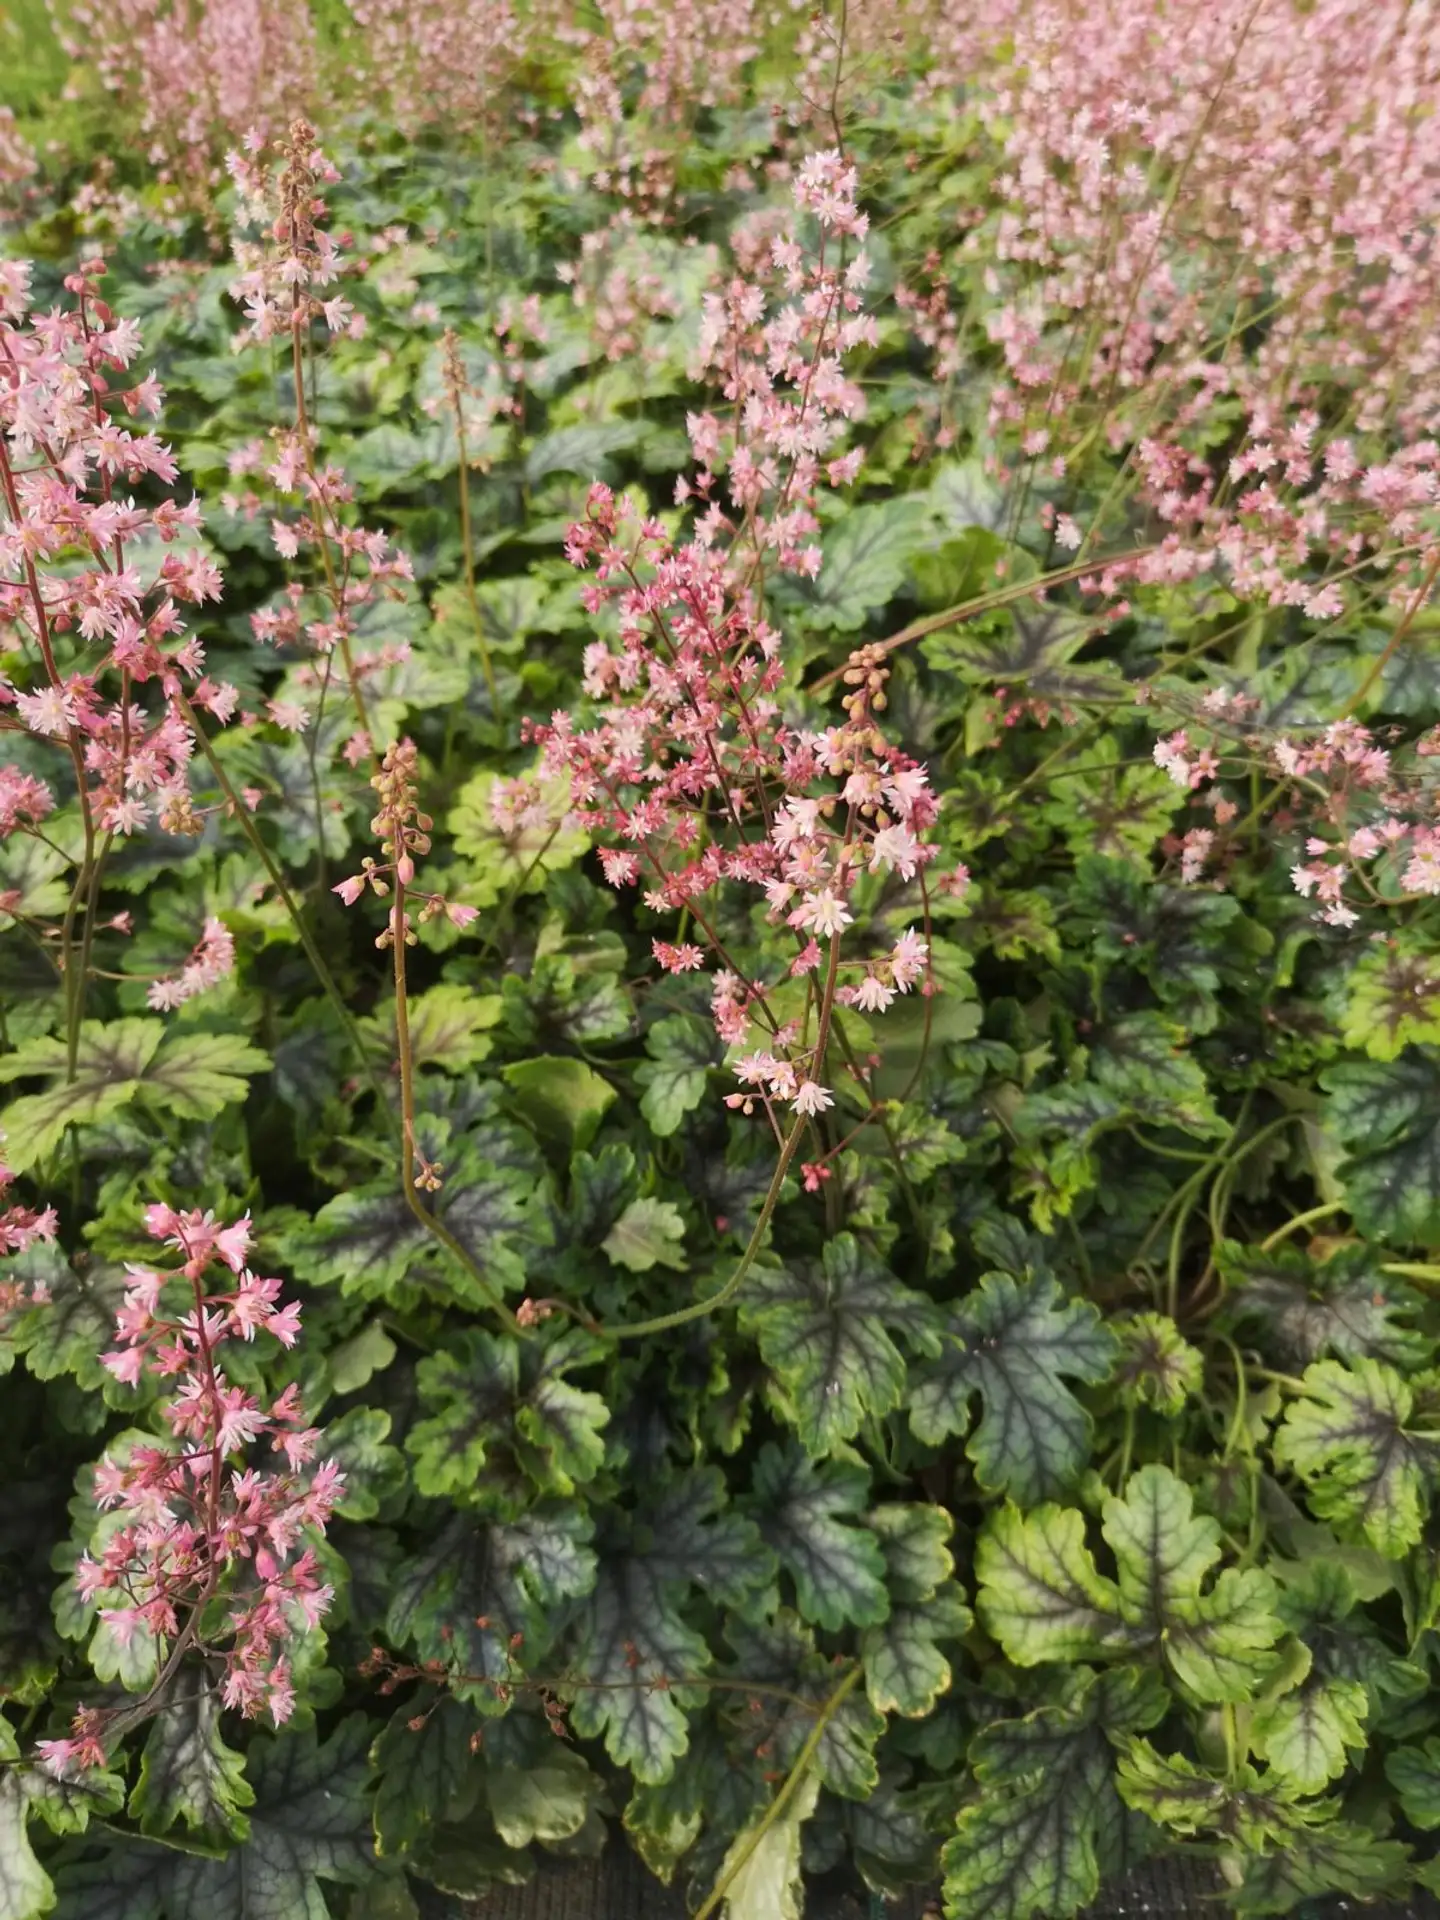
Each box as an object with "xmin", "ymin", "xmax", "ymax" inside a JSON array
[
  {"xmin": 323, "ymin": 1407, "xmax": 406, "ymax": 1522},
  {"xmin": 1274, "ymin": 1357, "xmax": 1440, "ymax": 1556},
  {"xmin": 712, "ymin": 1770, "xmax": 819, "ymax": 1920},
  {"xmin": 1273, "ymin": 1559, "xmax": 1424, "ymax": 1717},
  {"xmin": 372, "ymin": 1698, "xmax": 482, "ymax": 1855},
  {"xmin": 387, "ymin": 1508, "xmax": 596, "ymax": 1711},
  {"xmin": 923, "ymin": 601, "xmax": 1102, "ymax": 697},
  {"xmin": 1066, "ymin": 857, "xmax": 1262, "ymax": 1035},
  {"xmin": 8, "ymin": 1258, "xmax": 127, "ymax": 1391},
  {"xmin": 448, "ymin": 770, "xmax": 587, "ymax": 899},
  {"xmin": 1251, "ymin": 1676, "xmax": 1368, "ymax": 1794},
  {"xmin": 941, "ymin": 1666, "xmax": 1167, "ymax": 1920},
  {"xmin": 1386, "ymin": 1735, "xmax": 1440, "ymax": 1828},
  {"xmin": 568, "ymin": 1472, "xmax": 771, "ymax": 1783},
  {"xmin": 861, "ymin": 1580, "xmax": 971, "ymax": 1717},
  {"xmin": 0, "ymin": 1016, "xmax": 270, "ymax": 1170},
  {"xmin": 289, "ymin": 1124, "xmax": 538, "ymax": 1307},
  {"xmin": 909, "ymin": 1273, "xmax": 1115, "ymax": 1503},
  {"xmin": 503, "ymin": 1055, "xmax": 616, "ymax": 1152},
  {"xmin": 0, "ymin": 1717, "xmax": 52, "ymax": 1920},
  {"xmin": 327, "ymin": 1321, "xmax": 398, "ymax": 1396},
  {"xmin": 130, "ymin": 1691, "xmax": 254, "ymax": 1847},
  {"xmin": 408, "ymin": 1327, "xmax": 609, "ymax": 1500},
  {"xmin": 1040, "ymin": 735, "xmax": 1183, "ymax": 864},
  {"xmin": 1112, "ymin": 1313, "xmax": 1204, "ymax": 1415},
  {"xmin": 977, "ymin": 1465, "xmax": 1283, "ymax": 1703},
  {"xmin": 367, "ymin": 985, "xmax": 502, "ymax": 1074},
  {"xmin": 486, "ymin": 1747, "xmax": 599, "ymax": 1849},
  {"xmin": 138, "ymin": 1030, "xmax": 270, "ymax": 1121},
  {"xmin": 635, "ymin": 1016, "xmax": 715, "ymax": 1136},
  {"xmin": 1220, "ymin": 1240, "xmax": 1432, "ymax": 1368},
  {"xmin": 798, "ymin": 498, "xmax": 934, "ymax": 631},
  {"xmin": 1114, "ymin": 1740, "xmax": 1322, "ymax": 1846},
  {"xmin": 1086, "ymin": 1012, "xmax": 1224, "ymax": 1132},
  {"xmin": 515, "ymin": 1335, "xmax": 611, "ymax": 1494},
  {"xmin": 1322, "ymin": 1051, "xmax": 1440, "ymax": 1245},
  {"xmin": 1342, "ymin": 941, "xmax": 1440, "ymax": 1060},
  {"xmin": 719, "ymin": 1613, "xmax": 884, "ymax": 1803},
  {"xmin": 164, "ymin": 1716, "xmax": 373, "ymax": 1920},
  {"xmin": 911, "ymin": 526, "xmax": 1010, "ymax": 610},
  {"xmin": 602, "ymin": 1197, "xmax": 686, "ymax": 1273},
  {"xmin": 738, "ymin": 1235, "xmax": 941, "ymax": 1455},
  {"xmin": 407, "ymin": 1331, "xmax": 519, "ymax": 1498},
  {"xmin": 525, "ymin": 420, "xmax": 645, "ymax": 484},
  {"xmin": 1233, "ymin": 1822, "xmax": 1413, "ymax": 1915},
  {"xmin": 750, "ymin": 1445, "xmax": 889, "ymax": 1632},
  {"xmin": 858, "ymin": 1497, "xmax": 968, "ymax": 1716},
  {"xmin": 0, "ymin": 1020, "xmax": 160, "ymax": 1171}
]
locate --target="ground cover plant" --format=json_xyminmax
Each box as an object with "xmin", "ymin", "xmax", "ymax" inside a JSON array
[{"xmin": 7, "ymin": 3, "xmax": 1440, "ymax": 1915}]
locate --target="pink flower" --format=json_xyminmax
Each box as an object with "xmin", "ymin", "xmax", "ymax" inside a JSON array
[{"xmin": 653, "ymin": 939, "xmax": 705, "ymax": 972}]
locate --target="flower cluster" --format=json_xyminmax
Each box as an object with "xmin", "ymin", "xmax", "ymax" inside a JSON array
[
  {"xmin": 55, "ymin": 0, "xmax": 315, "ymax": 185},
  {"xmin": 537, "ymin": 485, "xmax": 939, "ymax": 1130},
  {"xmin": 225, "ymin": 126, "xmax": 415, "ymax": 759},
  {"xmin": 37, "ymin": 1206, "xmax": 340, "ymax": 1774},
  {"xmin": 917, "ymin": 0, "xmax": 1440, "ymax": 624},
  {"xmin": 0, "ymin": 258, "xmax": 234, "ymax": 922},
  {"xmin": 1144, "ymin": 688, "xmax": 1440, "ymax": 928},
  {"xmin": 333, "ymin": 738, "xmax": 478, "ymax": 940},
  {"xmin": 0, "ymin": 1136, "xmax": 58, "ymax": 1315},
  {"xmin": 145, "ymin": 915, "xmax": 237, "ymax": 1010},
  {"xmin": 682, "ymin": 148, "xmax": 873, "ymax": 573}
]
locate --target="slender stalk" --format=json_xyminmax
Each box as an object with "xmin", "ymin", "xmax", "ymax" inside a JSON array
[
  {"xmin": 808, "ymin": 546, "xmax": 1161, "ymax": 691},
  {"xmin": 390, "ymin": 870, "xmax": 526, "ymax": 1337},
  {"xmin": 176, "ymin": 691, "xmax": 396, "ymax": 1131},
  {"xmin": 453, "ymin": 392, "xmax": 500, "ymax": 713},
  {"xmin": 694, "ymin": 1665, "xmax": 863, "ymax": 1920},
  {"xmin": 602, "ymin": 1114, "xmax": 806, "ymax": 1341},
  {"xmin": 1259, "ymin": 1201, "xmax": 1345, "ymax": 1253}
]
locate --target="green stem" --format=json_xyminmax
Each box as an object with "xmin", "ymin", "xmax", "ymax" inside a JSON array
[
  {"xmin": 178, "ymin": 692, "xmax": 396, "ymax": 1134},
  {"xmin": 602, "ymin": 1115, "xmax": 805, "ymax": 1341},
  {"xmin": 455, "ymin": 410, "xmax": 500, "ymax": 715},
  {"xmin": 1259, "ymin": 1201, "xmax": 1345, "ymax": 1253},
  {"xmin": 693, "ymin": 1665, "xmax": 863, "ymax": 1920},
  {"xmin": 391, "ymin": 872, "xmax": 525, "ymax": 1338},
  {"xmin": 809, "ymin": 547, "xmax": 1160, "ymax": 691}
]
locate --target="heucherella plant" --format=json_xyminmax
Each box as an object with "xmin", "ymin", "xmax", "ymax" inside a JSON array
[
  {"xmin": 538, "ymin": 485, "xmax": 943, "ymax": 1206},
  {"xmin": 226, "ymin": 121, "xmax": 416, "ymax": 762},
  {"xmin": 39, "ymin": 1203, "xmax": 340, "ymax": 1776},
  {"xmin": 0, "ymin": 256, "xmax": 238, "ymax": 1069},
  {"xmin": 14, "ymin": 6, "xmax": 1440, "ymax": 1920}
]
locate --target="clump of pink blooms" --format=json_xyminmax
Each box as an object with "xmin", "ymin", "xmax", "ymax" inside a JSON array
[
  {"xmin": 0, "ymin": 107, "xmax": 36, "ymax": 199},
  {"xmin": 530, "ymin": 154, "xmax": 959, "ymax": 1145},
  {"xmin": 540, "ymin": 494, "xmax": 943, "ymax": 1136},
  {"xmin": 0, "ymin": 256, "xmax": 235, "ymax": 887},
  {"xmin": 1144, "ymin": 684, "xmax": 1440, "ymax": 929},
  {"xmin": 226, "ymin": 124, "xmax": 416, "ymax": 762},
  {"xmin": 885, "ymin": 0, "xmax": 1440, "ymax": 628},
  {"xmin": 37, "ymin": 1205, "xmax": 340, "ymax": 1776},
  {"xmin": 0, "ymin": 1137, "xmax": 58, "ymax": 1315},
  {"xmin": 341, "ymin": 0, "xmax": 519, "ymax": 137},
  {"xmin": 53, "ymin": 0, "xmax": 315, "ymax": 186},
  {"xmin": 146, "ymin": 916, "xmax": 237, "ymax": 1009}
]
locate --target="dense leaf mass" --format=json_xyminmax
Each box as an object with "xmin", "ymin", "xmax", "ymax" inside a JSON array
[{"xmin": 7, "ymin": 3, "xmax": 1440, "ymax": 1917}]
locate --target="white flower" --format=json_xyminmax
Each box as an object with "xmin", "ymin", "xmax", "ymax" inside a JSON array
[
  {"xmin": 869, "ymin": 824, "xmax": 923, "ymax": 880},
  {"xmin": 792, "ymin": 1080, "xmax": 834, "ymax": 1116},
  {"xmin": 789, "ymin": 888, "xmax": 852, "ymax": 938},
  {"xmin": 853, "ymin": 974, "xmax": 896, "ymax": 1013}
]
